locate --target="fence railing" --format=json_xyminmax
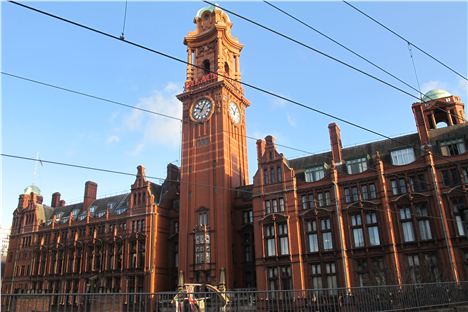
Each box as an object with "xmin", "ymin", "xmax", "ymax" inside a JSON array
[{"xmin": 2, "ymin": 281, "xmax": 468, "ymax": 312}]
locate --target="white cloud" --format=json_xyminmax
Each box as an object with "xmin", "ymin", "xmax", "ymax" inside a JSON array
[
  {"xmin": 287, "ymin": 114, "xmax": 296, "ymax": 127},
  {"xmin": 122, "ymin": 83, "xmax": 183, "ymax": 153},
  {"xmin": 106, "ymin": 135, "xmax": 120, "ymax": 144}
]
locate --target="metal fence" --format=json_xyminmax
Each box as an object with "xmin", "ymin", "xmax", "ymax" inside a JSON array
[{"xmin": 2, "ymin": 281, "xmax": 468, "ymax": 312}]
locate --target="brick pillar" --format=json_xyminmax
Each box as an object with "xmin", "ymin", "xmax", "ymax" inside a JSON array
[
  {"xmin": 375, "ymin": 152, "xmax": 402, "ymax": 285},
  {"xmin": 328, "ymin": 123, "xmax": 343, "ymax": 164},
  {"xmin": 412, "ymin": 103, "xmax": 430, "ymax": 146},
  {"xmin": 83, "ymin": 181, "xmax": 97, "ymax": 210},
  {"xmin": 51, "ymin": 192, "xmax": 61, "ymax": 208},
  {"xmin": 425, "ymin": 148, "xmax": 460, "ymax": 282}
]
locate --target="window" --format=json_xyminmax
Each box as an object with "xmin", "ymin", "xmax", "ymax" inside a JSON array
[
  {"xmin": 310, "ymin": 264, "xmax": 322, "ymax": 289},
  {"xmin": 441, "ymin": 168, "xmax": 461, "ymax": 187},
  {"xmin": 321, "ymin": 218, "xmax": 333, "ymax": 250},
  {"xmin": 305, "ymin": 166, "xmax": 325, "ymax": 182},
  {"xmin": 264, "ymin": 225, "xmax": 276, "ymax": 257},
  {"xmin": 95, "ymin": 211, "xmax": 105, "ymax": 218},
  {"xmin": 72, "ymin": 209, "xmax": 80, "ymax": 219},
  {"xmin": 277, "ymin": 223, "xmax": 289, "ymax": 255},
  {"xmin": 265, "ymin": 198, "xmax": 284, "ymax": 214},
  {"xmin": 242, "ymin": 210, "xmax": 253, "ymax": 225},
  {"xmin": 407, "ymin": 255, "xmax": 420, "ymax": 283},
  {"xmin": 267, "ymin": 267, "xmax": 278, "ymax": 291},
  {"xmin": 203, "ymin": 59, "xmax": 210, "ymax": 74},
  {"xmin": 351, "ymin": 215, "xmax": 364, "ymax": 247},
  {"xmin": 325, "ymin": 263, "xmax": 337, "ymax": 292},
  {"xmin": 441, "ymin": 138, "xmax": 466, "ymax": 156},
  {"xmin": 301, "ymin": 194, "xmax": 314, "ymax": 209},
  {"xmin": 270, "ymin": 168, "xmax": 276, "ymax": 184},
  {"xmin": 317, "ymin": 191, "xmax": 331, "ymax": 207},
  {"xmin": 416, "ymin": 205, "xmax": 432, "ymax": 240},
  {"xmin": 89, "ymin": 206, "xmax": 96, "ymax": 214},
  {"xmin": 391, "ymin": 147, "xmax": 416, "ymax": 165},
  {"xmin": 409, "ymin": 174, "xmax": 427, "ymax": 192},
  {"xmin": 198, "ymin": 211, "xmax": 208, "ymax": 225},
  {"xmin": 400, "ymin": 208, "xmax": 415, "ymax": 242},
  {"xmin": 366, "ymin": 213, "xmax": 380, "ymax": 246},
  {"xmin": 263, "ymin": 169, "xmax": 269, "ymax": 185},
  {"xmin": 390, "ymin": 178, "xmax": 408, "ymax": 195},
  {"xmin": 307, "ymin": 221, "xmax": 319, "ymax": 253},
  {"xmin": 452, "ymin": 198, "xmax": 466, "ymax": 237},
  {"xmin": 195, "ymin": 231, "xmax": 210, "ymax": 264},
  {"xmin": 356, "ymin": 258, "xmax": 386, "ymax": 286},
  {"xmin": 277, "ymin": 167, "xmax": 282, "ymax": 183},
  {"xmin": 345, "ymin": 183, "xmax": 377, "ymax": 203},
  {"xmin": 346, "ymin": 157, "xmax": 368, "ymax": 174},
  {"xmin": 280, "ymin": 266, "xmax": 292, "ymax": 290}
]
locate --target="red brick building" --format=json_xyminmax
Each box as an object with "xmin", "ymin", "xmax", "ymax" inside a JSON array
[{"xmin": 2, "ymin": 5, "xmax": 468, "ymax": 301}]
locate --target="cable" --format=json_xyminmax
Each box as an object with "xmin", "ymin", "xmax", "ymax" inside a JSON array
[
  {"xmin": 1, "ymin": 71, "xmax": 326, "ymax": 158},
  {"xmin": 120, "ymin": 0, "xmax": 128, "ymax": 40},
  {"xmin": 4, "ymin": 152, "xmax": 464, "ymax": 224},
  {"xmin": 5, "ymin": 2, "xmax": 464, "ymax": 197},
  {"xmin": 3, "ymin": 70, "xmax": 452, "ymax": 193},
  {"xmin": 342, "ymin": 0, "xmax": 467, "ymax": 82},
  {"xmin": 203, "ymin": 1, "xmax": 420, "ymax": 101},
  {"xmin": 1, "ymin": 153, "xmax": 253, "ymax": 195},
  {"xmin": 5, "ymin": 1, "xmax": 422, "ymax": 151},
  {"xmin": 263, "ymin": 0, "xmax": 421, "ymax": 96},
  {"xmin": 407, "ymin": 43, "xmax": 422, "ymax": 98}
]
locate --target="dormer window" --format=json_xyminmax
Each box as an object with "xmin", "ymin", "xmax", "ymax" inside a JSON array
[
  {"xmin": 346, "ymin": 157, "xmax": 368, "ymax": 175},
  {"xmin": 95, "ymin": 211, "xmax": 105, "ymax": 218},
  {"xmin": 305, "ymin": 166, "xmax": 325, "ymax": 182},
  {"xmin": 391, "ymin": 147, "xmax": 415, "ymax": 166},
  {"xmin": 440, "ymin": 138, "xmax": 465, "ymax": 156},
  {"xmin": 89, "ymin": 206, "xmax": 96, "ymax": 214},
  {"xmin": 72, "ymin": 209, "xmax": 80, "ymax": 219}
]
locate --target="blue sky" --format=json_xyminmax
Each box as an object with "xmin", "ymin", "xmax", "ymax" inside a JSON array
[{"xmin": 2, "ymin": 1, "xmax": 467, "ymax": 229}]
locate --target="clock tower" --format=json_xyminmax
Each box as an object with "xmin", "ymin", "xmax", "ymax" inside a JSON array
[{"xmin": 176, "ymin": 5, "xmax": 250, "ymax": 288}]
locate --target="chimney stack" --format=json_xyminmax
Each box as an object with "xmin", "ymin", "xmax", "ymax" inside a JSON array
[
  {"xmin": 328, "ymin": 123, "xmax": 343, "ymax": 164},
  {"xmin": 51, "ymin": 192, "xmax": 61, "ymax": 208},
  {"xmin": 83, "ymin": 181, "xmax": 97, "ymax": 210}
]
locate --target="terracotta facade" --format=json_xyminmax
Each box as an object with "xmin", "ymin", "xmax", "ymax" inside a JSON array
[{"xmin": 2, "ymin": 6, "xmax": 468, "ymax": 300}]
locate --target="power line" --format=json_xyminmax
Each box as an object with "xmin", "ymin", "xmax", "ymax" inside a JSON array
[
  {"xmin": 0, "ymin": 153, "xmax": 253, "ymax": 195},
  {"xmin": 5, "ymin": 1, "xmax": 465, "ymax": 184},
  {"xmin": 3, "ymin": 152, "xmax": 464, "ymax": 224},
  {"xmin": 1, "ymin": 71, "xmax": 324, "ymax": 158},
  {"xmin": 7, "ymin": 1, "xmax": 421, "ymax": 150},
  {"xmin": 263, "ymin": 0, "xmax": 421, "ymax": 96},
  {"xmin": 203, "ymin": 1, "xmax": 420, "ymax": 101},
  {"xmin": 342, "ymin": 0, "xmax": 467, "ymax": 81},
  {"xmin": 2, "ymin": 70, "xmax": 450, "ymax": 193}
]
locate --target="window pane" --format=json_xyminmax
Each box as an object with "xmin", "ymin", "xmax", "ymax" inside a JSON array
[
  {"xmin": 323, "ymin": 232, "xmax": 333, "ymax": 250},
  {"xmin": 353, "ymin": 228, "xmax": 364, "ymax": 247},
  {"xmin": 309, "ymin": 234, "xmax": 318, "ymax": 252},
  {"xmin": 368, "ymin": 226, "xmax": 380, "ymax": 246},
  {"xmin": 391, "ymin": 148, "xmax": 415, "ymax": 165},
  {"xmin": 267, "ymin": 239, "xmax": 276, "ymax": 256},
  {"xmin": 402, "ymin": 222, "xmax": 415, "ymax": 242},
  {"xmin": 418, "ymin": 220, "xmax": 432, "ymax": 240},
  {"xmin": 280, "ymin": 237, "xmax": 289, "ymax": 255}
]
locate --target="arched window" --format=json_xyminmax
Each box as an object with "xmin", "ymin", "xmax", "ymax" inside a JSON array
[
  {"xmin": 224, "ymin": 62, "xmax": 230, "ymax": 75},
  {"xmin": 203, "ymin": 59, "xmax": 210, "ymax": 74}
]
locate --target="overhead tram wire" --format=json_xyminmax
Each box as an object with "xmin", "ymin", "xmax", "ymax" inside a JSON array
[
  {"xmin": 342, "ymin": 0, "xmax": 468, "ymax": 81},
  {"xmin": 7, "ymin": 2, "xmax": 465, "ymax": 184},
  {"xmin": 0, "ymin": 71, "xmax": 327, "ymax": 159},
  {"xmin": 202, "ymin": 1, "xmax": 420, "ymax": 101},
  {"xmin": 1, "ymin": 71, "xmax": 455, "ymax": 194},
  {"xmin": 261, "ymin": 0, "xmax": 467, "ymax": 124},
  {"xmin": 263, "ymin": 0, "xmax": 421, "ymax": 96},
  {"xmin": 7, "ymin": 1, "xmax": 426, "ymax": 145},
  {"xmin": 2, "ymin": 152, "xmax": 464, "ymax": 224}
]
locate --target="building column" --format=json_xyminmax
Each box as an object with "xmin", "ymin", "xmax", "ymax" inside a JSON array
[
  {"xmin": 425, "ymin": 148, "xmax": 460, "ymax": 282},
  {"xmin": 375, "ymin": 153, "xmax": 402, "ymax": 285}
]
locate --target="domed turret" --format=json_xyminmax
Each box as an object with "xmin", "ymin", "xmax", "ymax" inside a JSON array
[
  {"xmin": 24, "ymin": 184, "xmax": 41, "ymax": 196},
  {"xmin": 422, "ymin": 89, "xmax": 452, "ymax": 102}
]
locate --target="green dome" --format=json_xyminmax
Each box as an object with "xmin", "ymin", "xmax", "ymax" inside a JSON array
[
  {"xmin": 195, "ymin": 4, "xmax": 217, "ymax": 19},
  {"xmin": 422, "ymin": 89, "xmax": 451, "ymax": 102},
  {"xmin": 24, "ymin": 184, "xmax": 41, "ymax": 196}
]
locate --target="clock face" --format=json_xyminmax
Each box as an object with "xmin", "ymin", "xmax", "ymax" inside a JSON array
[
  {"xmin": 191, "ymin": 98, "xmax": 213, "ymax": 122},
  {"xmin": 229, "ymin": 102, "xmax": 241, "ymax": 124}
]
